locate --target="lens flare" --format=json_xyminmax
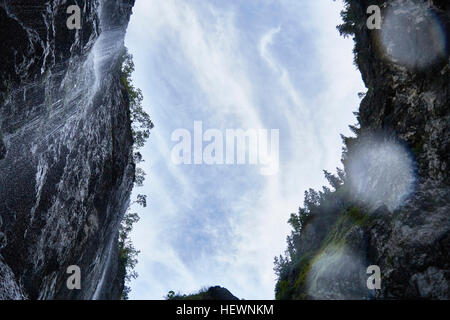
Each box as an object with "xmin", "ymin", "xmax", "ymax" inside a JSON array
[
  {"xmin": 346, "ymin": 136, "xmax": 416, "ymax": 212},
  {"xmin": 306, "ymin": 244, "xmax": 367, "ymax": 299},
  {"xmin": 378, "ymin": 0, "xmax": 447, "ymax": 70}
]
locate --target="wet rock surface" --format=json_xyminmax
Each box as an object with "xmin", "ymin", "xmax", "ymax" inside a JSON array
[
  {"xmin": 0, "ymin": 256, "xmax": 25, "ymax": 299},
  {"xmin": 0, "ymin": 0, "xmax": 135, "ymax": 299}
]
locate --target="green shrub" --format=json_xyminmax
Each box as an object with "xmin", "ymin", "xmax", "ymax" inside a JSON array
[{"xmin": 117, "ymin": 48, "xmax": 154, "ymax": 299}]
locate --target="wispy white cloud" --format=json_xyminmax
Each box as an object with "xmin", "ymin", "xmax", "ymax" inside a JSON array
[{"xmin": 125, "ymin": 0, "xmax": 365, "ymax": 299}]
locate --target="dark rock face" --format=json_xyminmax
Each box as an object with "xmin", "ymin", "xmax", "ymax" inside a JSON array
[
  {"xmin": 276, "ymin": 0, "xmax": 449, "ymax": 300},
  {"xmin": 206, "ymin": 286, "xmax": 239, "ymax": 300},
  {"xmin": 0, "ymin": 256, "xmax": 24, "ymax": 299},
  {"xmin": 350, "ymin": 0, "xmax": 449, "ymax": 299},
  {"xmin": 172, "ymin": 286, "xmax": 239, "ymax": 300},
  {"xmin": 0, "ymin": 0, "xmax": 136, "ymax": 299}
]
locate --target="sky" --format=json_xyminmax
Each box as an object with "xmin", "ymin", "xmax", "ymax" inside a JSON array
[{"xmin": 124, "ymin": 0, "xmax": 365, "ymax": 300}]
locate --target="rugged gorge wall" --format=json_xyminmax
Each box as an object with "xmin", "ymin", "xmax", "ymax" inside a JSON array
[
  {"xmin": 0, "ymin": 0, "xmax": 136, "ymax": 299},
  {"xmin": 275, "ymin": 0, "xmax": 449, "ymax": 299}
]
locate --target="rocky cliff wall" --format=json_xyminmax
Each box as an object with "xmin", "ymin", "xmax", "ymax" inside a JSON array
[
  {"xmin": 275, "ymin": 0, "xmax": 449, "ymax": 299},
  {"xmin": 0, "ymin": 0, "xmax": 136, "ymax": 299},
  {"xmin": 349, "ymin": 0, "xmax": 449, "ymax": 299}
]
